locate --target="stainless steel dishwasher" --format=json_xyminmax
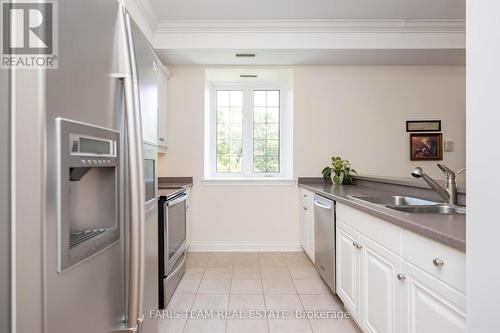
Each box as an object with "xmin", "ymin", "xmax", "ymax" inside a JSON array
[{"xmin": 314, "ymin": 194, "xmax": 336, "ymax": 292}]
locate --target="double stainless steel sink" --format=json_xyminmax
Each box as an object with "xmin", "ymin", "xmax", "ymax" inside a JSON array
[{"xmin": 349, "ymin": 195, "xmax": 466, "ymax": 215}]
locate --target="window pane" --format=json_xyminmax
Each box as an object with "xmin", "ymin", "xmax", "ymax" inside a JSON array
[
  {"xmin": 267, "ymin": 124, "xmax": 279, "ymax": 140},
  {"xmin": 230, "ymin": 139, "xmax": 242, "ymax": 156},
  {"xmin": 254, "ymin": 124, "xmax": 266, "ymax": 140},
  {"xmin": 217, "ymin": 123, "xmax": 229, "ymax": 140},
  {"xmin": 230, "ymin": 91, "xmax": 243, "ymax": 107},
  {"xmin": 267, "ymin": 107, "xmax": 279, "ymax": 123},
  {"xmin": 267, "ymin": 155, "xmax": 279, "ymax": 173},
  {"xmin": 254, "ymin": 139, "xmax": 266, "ymax": 156},
  {"xmin": 267, "ymin": 91, "xmax": 280, "ymax": 107},
  {"xmin": 254, "ymin": 91, "xmax": 266, "ymax": 107},
  {"xmin": 217, "ymin": 139, "xmax": 229, "ymax": 155},
  {"xmin": 267, "ymin": 139, "xmax": 279, "ymax": 156},
  {"xmin": 252, "ymin": 90, "xmax": 280, "ymax": 174},
  {"xmin": 230, "ymin": 155, "xmax": 242, "ymax": 172},
  {"xmin": 253, "ymin": 155, "xmax": 266, "ymax": 173},
  {"xmin": 217, "ymin": 154, "xmax": 229, "ymax": 173},
  {"xmin": 254, "ymin": 107, "xmax": 267, "ymax": 123},
  {"xmin": 217, "ymin": 107, "xmax": 230, "ymax": 123},
  {"xmin": 216, "ymin": 90, "xmax": 243, "ymax": 173},
  {"xmin": 217, "ymin": 91, "xmax": 230, "ymax": 106},
  {"xmin": 230, "ymin": 125, "xmax": 242, "ymax": 141},
  {"xmin": 230, "ymin": 107, "xmax": 242, "ymax": 123}
]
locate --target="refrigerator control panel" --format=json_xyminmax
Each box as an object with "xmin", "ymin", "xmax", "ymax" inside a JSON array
[{"xmin": 69, "ymin": 133, "xmax": 116, "ymax": 157}]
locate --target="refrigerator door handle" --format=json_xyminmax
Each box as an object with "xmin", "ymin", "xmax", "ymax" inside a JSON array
[
  {"xmin": 122, "ymin": 7, "xmax": 146, "ymax": 331},
  {"xmin": 129, "ymin": 37, "xmax": 146, "ymax": 333},
  {"xmin": 123, "ymin": 74, "xmax": 140, "ymax": 331}
]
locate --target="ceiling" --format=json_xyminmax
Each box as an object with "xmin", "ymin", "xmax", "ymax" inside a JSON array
[
  {"xmin": 149, "ymin": 0, "xmax": 465, "ymax": 21},
  {"xmin": 139, "ymin": 0, "xmax": 465, "ymax": 65}
]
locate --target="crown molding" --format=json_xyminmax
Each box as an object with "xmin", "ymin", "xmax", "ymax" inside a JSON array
[
  {"xmin": 153, "ymin": 19, "xmax": 465, "ymax": 51},
  {"xmin": 155, "ymin": 19, "xmax": 465, "ymax": 33},
  {"xmin": 134, "ymin": 0, "xmax": 159, "ymax": 34}
]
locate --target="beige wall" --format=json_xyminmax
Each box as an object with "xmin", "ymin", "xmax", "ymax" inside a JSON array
[
  {"xmin": 294, "ymin": 66, "xmax": 466, "ymax": 179},
  {"xmin": 159, "ymin": 65, "xmax": 465, "ymax": 249}
]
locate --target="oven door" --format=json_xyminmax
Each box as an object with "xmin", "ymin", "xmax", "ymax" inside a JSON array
[{"xmin": 164, "ymin": 193, "xmax": 187, "ymax": 275}]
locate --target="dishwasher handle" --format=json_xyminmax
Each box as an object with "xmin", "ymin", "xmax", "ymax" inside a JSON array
[{"xmin": 314, "ymin": 199, "xmax": 333, "ymax": 210}]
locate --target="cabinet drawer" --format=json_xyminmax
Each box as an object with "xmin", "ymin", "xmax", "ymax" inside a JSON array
[
  {"xmin": 336, "ymin": 203, "xmax": 400, "ymax": 255},
  {"xmin": 299, "ymin": 188, "xmax": 314, "ymax": 209},
  {"xmin": 401, "ymin": 230, "xmax": 465, "ymax": 292}
]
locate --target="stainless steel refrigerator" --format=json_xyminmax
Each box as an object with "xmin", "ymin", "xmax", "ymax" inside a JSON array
[
  {"xmin": 1, "ymin": 59, "xmax": 11, "ymax": 333},
  {"xmin": 44, "ymin": 0, "xmax": 159, "ymax": 332}
]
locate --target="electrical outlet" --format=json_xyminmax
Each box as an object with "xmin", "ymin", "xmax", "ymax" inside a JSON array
[{"xmin": 444, "ymin": 140, "xmax": 454, "ymax": 152}]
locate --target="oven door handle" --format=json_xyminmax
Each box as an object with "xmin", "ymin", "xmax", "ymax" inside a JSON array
[{"xmin": 167, "ymin": 193, "xmax": 188, "ymax": 207}]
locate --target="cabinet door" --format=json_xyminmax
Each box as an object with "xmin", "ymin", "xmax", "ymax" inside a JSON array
[
  {"xmin": 360, "ymin": 235, "xmax": 402, "ymax": 333},
  {"xmin": 336, "ymin": 222, "xmax": 361, "ymax": 321},
  {"xmin": 306, "ymin": 208, "xmax": 315, "ymax": 263},
  {"xmin": 401, "ymin": 260, "xmax": 466, "ymax": 333},
  {"xmin": 300, "ymin": 205, "xmax": 309, "ymax": 251},
  {"xmin": 157, "ymin": 69, "xmax": 167, "ymax": 148}
]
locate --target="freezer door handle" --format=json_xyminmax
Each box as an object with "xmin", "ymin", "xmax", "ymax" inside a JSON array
[{"xmin": 123, "ymin": 8, "xmax": 146, "ymax": 331}]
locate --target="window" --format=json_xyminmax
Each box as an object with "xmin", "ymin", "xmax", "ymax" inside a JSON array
[
  {"xmin": 208, "ymin": 83, "xmax": 291, "ymax": 179},
  {"xmin": 216, "ymin": 90, "xmax": 243, "ymax": 173}
]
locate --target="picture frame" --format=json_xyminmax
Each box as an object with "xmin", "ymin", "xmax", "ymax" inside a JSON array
[
  {"xmin": 406, "ymin": 120, "xmax": 441, "ymax": 132},
  {"xmin": 410, "ymin": 133, "xmax": 443, "ymax": 161}
]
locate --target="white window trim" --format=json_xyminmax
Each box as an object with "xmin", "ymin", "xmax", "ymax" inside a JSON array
[{"xmin": 206, "ymin": 81, "xmax": 293, "ymax": 181}]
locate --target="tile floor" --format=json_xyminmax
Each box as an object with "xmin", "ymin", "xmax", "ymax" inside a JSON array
[{"xmin": 157, "ymin": 251, "xmax": 360, "ymax": 333}]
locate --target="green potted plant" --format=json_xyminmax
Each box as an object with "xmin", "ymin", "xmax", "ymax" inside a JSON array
[{"xmin": 321, "ymin": 156, "xmax": 357, "ymax": 185}]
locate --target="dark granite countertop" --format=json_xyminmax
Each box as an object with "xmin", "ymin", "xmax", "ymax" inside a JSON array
[
  {"xmin": 298, "ymin": 178, "xmax": 466, "ymax": 252},
  {"xmin": 158, "ymin": 177, "xmax": 193, "ymax": 189}
]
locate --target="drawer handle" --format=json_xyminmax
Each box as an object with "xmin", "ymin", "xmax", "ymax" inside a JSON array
[
  {"xmin": 303, "ymin": 194, "xmax": 308, "ymax": 198},
  {"xmin": 433, "ymin": 258, "xmax": 445, "ymax": 267},
  {"xmin": 397, "ymin": 273, "xmax": 406, "ymax": 281},
  {"xmin": 352, "ymin": 241, "xmax": 362, "ymax": 249},
  {"xmin": 303, "ymin": 207, "xmax": 308, "ymax": 211}
]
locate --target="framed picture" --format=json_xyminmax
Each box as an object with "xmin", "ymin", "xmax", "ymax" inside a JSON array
[
  {"xmin": 406, "ymin": 120, "xmax": 441, "ymax": 132},
  {"xmin": 410, "ymin": 133, "xmax": 443, "ymax": 161}
]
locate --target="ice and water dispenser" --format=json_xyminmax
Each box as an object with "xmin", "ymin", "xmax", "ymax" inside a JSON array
[{"xmin": 56, "ymin": 118, "xmax": 120, "ymax": 272}]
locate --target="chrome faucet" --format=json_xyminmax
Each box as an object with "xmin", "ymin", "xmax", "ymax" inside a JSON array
[{"xmin": 411, "ymin": 164, "xmax": 465, "ymax": 205}]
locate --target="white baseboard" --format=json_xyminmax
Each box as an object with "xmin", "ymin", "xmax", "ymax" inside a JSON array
[{"xmin": 187, "ymin": 241, "xmax": 302, "ymax": 252}]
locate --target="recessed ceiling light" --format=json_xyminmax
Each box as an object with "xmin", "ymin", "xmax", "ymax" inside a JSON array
[
  {"xmin": 240, "ymin": 74, "xmax": 258, "ymax": 78},
  {"xmin": 236, "ymin": 53, "xmax": 256, "ymax": 58}
]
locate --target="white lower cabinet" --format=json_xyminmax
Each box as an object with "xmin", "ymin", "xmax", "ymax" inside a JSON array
[
  {"xmin": 336, "ymin": 222, "xmax": 362, "ymax": 322},
  {"xmin": 401, "ymin": 260, "xmax": 466, "ymax": 333},
  {"xmin": 305, "ymin": 208, "xmax": 315, "ymax": 261},
  {"xmin": 335, "ymin": 203, "xmax": 466, "ymax": 333},
  {"xmin": 300, "ymin": 204, "xmax": 315, "ymax": 262},
  {"xmin": 299, "ymin": 189, "xmax": 315, "ymax": 263},
  {"xmin": 360, "ymin": 234, "xmax": 402, "ymax": 333}
]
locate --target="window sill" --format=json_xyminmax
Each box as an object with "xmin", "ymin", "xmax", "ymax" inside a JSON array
[{"xmin": 201, "ymin": 178, "xmax": 297, "ymax": 186}]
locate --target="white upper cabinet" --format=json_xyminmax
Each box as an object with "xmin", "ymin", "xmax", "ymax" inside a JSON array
[{"xmin": 157, "ymin": 64, "xmax": 170, "ymax": 151}]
